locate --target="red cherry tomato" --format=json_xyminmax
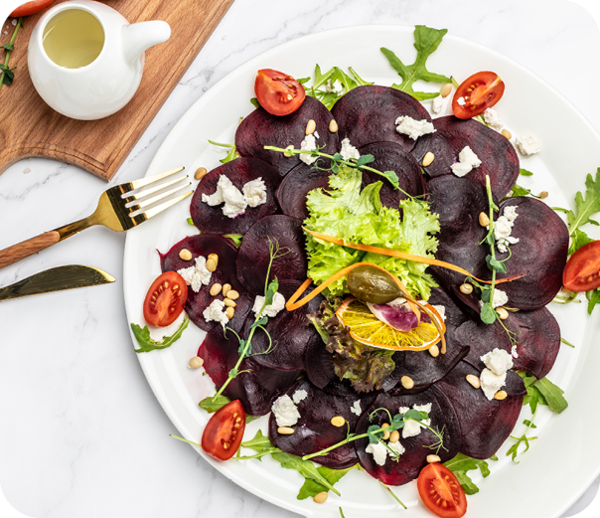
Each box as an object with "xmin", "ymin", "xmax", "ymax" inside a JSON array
[
  {"xmin": 11, "ymin": 0, "xmax": 55, "ymax": 17},
  {"xmin": 417, "ymin": 463, "xmax": 467, "ymax": 518},
  {"xmin": 202, "ymin": 400, "xmax": 246, "ymax": 460},
  {"xmin": 143, "ymin": 271, "xmax": 188, "ymax": 327},
  {"xmin": 254, "ymin": 69, "xmax": 306, "ymax": 116},
  {"xmin": 563, "ymin": 240, "xmax": 600, "ymax": 292},
  {"xmin": 452, "ymin": 71, "xmax": 505, "ymax": 119}
]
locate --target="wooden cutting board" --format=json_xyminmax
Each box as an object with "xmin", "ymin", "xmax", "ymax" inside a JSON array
[{"xmin": 0, "ymin": 0, "xmax": 234, "ymax": 181}]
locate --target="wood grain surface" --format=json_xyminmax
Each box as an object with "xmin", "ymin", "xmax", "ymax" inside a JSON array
[{"xmin": 0, "ymin": 0, "xmax": 234, "ymax": 181}]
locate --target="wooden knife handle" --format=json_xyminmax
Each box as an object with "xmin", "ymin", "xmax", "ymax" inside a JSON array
[{"xmin": 0, "ymin": 231, "xmax": 61, "ymax": 270}]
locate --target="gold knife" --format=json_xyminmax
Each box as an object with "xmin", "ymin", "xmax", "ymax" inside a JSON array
[{"xmin": 0, "ymin": 265, "xmax": 115, "ymax": 301}]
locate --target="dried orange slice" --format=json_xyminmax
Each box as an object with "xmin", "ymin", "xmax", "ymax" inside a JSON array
[{"xmin": 335, "ymin": 297, "xmax": 446, "ymax": 351}]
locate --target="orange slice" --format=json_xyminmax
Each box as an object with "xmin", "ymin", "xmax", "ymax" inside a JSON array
[{"xmin": 335, "ymin": 297, "xmax": 446, "ymax": 352}]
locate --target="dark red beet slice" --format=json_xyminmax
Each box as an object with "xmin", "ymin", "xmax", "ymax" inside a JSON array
[
  {"xmin": 236, "ymin": 215, "xmax": 307, "ymax": 294},
  {"xmin": 268, "ymin": 379, "xmax": 374, "ymax": 469},
  {"xmin": 235, "ymin": 96, "xmax": 339, "ymax": 176},
  {"xmin": 198, "ymin": 325, "xmax": 300, "ymax": 416},
  {"xmin": 455, "ymin": 320, "xmax": 512, "ymax": 369},
  {"xmin": 331, "ymin": 85, "xmax": 431, "ymax": 152},
  {"xmin": 242, "ymin": 281, "xmax": 325, "ymax": 371},
  {"xmin": 159, "ymin": 235, "xmax": 249, "ymax": 332},
  {"xmin": 412, "ymin": 116, "xmax": 519, "ymax": 199},
  {"xmin": 355, "ymin": 387, "xmax": 461, "ymax": 485},
  {"xmin": 275, "ymin": 162, "xmax": 332, "ymax": 221},
  {"xmin": 436, "ymin": 361, "xmax": 525, "ymax": 459},
  {"xmin": 358, "ymin": 141, "xmax": 427, "ymax": 209},
  {"xmin": 189, "ymin": 158, "xmax": 282, "ymax": 235}
]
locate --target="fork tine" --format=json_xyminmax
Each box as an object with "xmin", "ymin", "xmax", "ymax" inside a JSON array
[
  {"xmin": 131, "ymin": 190, "xmax": 194, "ymax": 222},
  {"xmin": 128, "ymin": 181, "xmax": 193, "ymax": 211},
  {"xmin": 123, "ymin": 174, "xmax": 189, "ymax": 203},
  {"xmin": 127, "ymin": 167, "xmax": 186, "ymax": 191}
]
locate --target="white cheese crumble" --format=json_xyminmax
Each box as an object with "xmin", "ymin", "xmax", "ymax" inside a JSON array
[
  {"xmin": 252, "ymin": 292, "xmax": 286, "ymax": 318},
  {"xmin": 491, "ymin": 288, "xmax": 509, "ymax": 308},
  {"xmin": 292, "ymin": 389, "xmax": 308, "ymax": 404},
  {"xmin": 394, "ymin": 116, "xmax": 436, "ymax": 140},
  {"xmin": 387, "ymin": 440, "xmax": 405, "ymax": 457},
  {"xmin": 300, "ymin": 133, "xmax": 318, "ymax": 165},
  {"xmin": 432, "ymin": 95, "xmax": 444, "ymax": 115},
  {"xmin": 494, "ymin": 205, "xmax": 520, "ymax": 253},
  {"xmin": 365, "ymin": 441, "xmax": 388, "ymax": 466},
  {"xmin": 480, "ymin": 368, "xmax": 507, "ymax": 400},
  {"xmin": 481, "ymin": 348, "xmax": 514, "ymax": 376},
  {"xmin": 178, "ymin": 255, "xmax": 212, "ymax": 293},
  {"xmin": 339, "ymin": 138, "xmax": 360, "ymax": 160},
  {"xmin": 400, "ymin": 403, "xmax": 432, "ymax": 439},
  {"xmin": 515, "ymin": 134, "xmax": 541, "ymax": 156},
  {"xmin": 483, "ymin": 108, "xmax": 503, "ymax": 131},
  {"xmin": 202, "ymin": 299, "xmax": 229, "ymax": 328},
  {"xmin": 350, "ymin": 400, "xmax": 362, "ymax": 416},
  {"xmin": 326, "ymin": 79, "xmax": 343, "ymax": 95},
  {"xmin": 202, "ymin": 175, "xmax": 247, "ymax": 218},
  {"xmin": 451, "ymin": 146, "xmax": 482, "ymax": 177},
  {"xmin": 511, "ymin": 344, "xmax": 519, "ymax": 358},
  {"xmin": 272, "ymin": 395, "xmax": 301, "ymax": 427},
  {"xmin": 242, "ymin": 178, "xmax": 267, "ymax": 208}
]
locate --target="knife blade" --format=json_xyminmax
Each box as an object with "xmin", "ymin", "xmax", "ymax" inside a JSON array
[{"xmin": 0, "ymin": 265, "xmax": 116, "ymax": 301}]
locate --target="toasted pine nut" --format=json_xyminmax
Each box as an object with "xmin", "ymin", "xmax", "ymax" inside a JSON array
[
  {"xmin": 330, "ymin": 416, "xmax": 345, "ymax": 427},
  {"xmin": 479, "ymin": 212, "xmax": 490, "ymax": 227},
  {"xmin": 194, "ymin": 167, "xmax": 208, "ymax": 181},
  {"xmin": 382, "ymin": 430, "xmax": 390, "ymax": 440},
  {"xmin": 495, "ymin": 390, "xmax": 508, "ymax": 401},
  {"xmin": 206, "ymin": 259, "xmax": 217, "ymax": 272},
  {"xmin": 222, "ymin": 283, "xmax": 232, "ymax": 296},
  {"xmin": 223, "ymin": 298, "xmax": 237, "ymax": 307},
  {"xmin": 179, "ymin": 248, "xmax": 193, "ymax": 261},
  {"xmin": 208, "ymin": 253, "xmax": 219, "ymax": 264},
  {"xmin": 496, "ymin": 307, "xmax": 509, "ymax": 320},
  {"xmin": 284, "ymin": 145, "xmax": 295, "ymax": 157},
  {"xmin": 209, "ymin": 283, "xmax": 222, "ymax": 296},
  {"xmin": 313, "ymin": 491, "xmax": 328, "ymax": 504},
  {"xmin": 306, "ymin": 119, "xmax": 316, "ymax": 135},
  {"xmin": 466, "ymin": 374, "xmax": 481, "ymax": 389},
  {"xmin": 188, "ymin": 356, "xmax": 204, "ymax": 369},
  {"xmin": 225, "ymin": 307, "xmax": 235, "ymax": 319},
  {"xmin": 429, "ymin": 345, "xmax": 440, "ymax": 358},
  {"xmin": 501, "ymin": 129, "xmax": 512, "ymax": 140},
  {"xmin": 381, "ymin": 423, "xmax": 390, "ymax": 429},
  {"xmin": 539, "ymin": 191, "xmax": 549, "ymax": 199},
  {"xmin": 422, "ymin": 151, "xmax": 435, "ymax": 167},
  {"xmin": 227, "ymin": 290, "xmax": 240, "ymax": 300},
  {"xmin": 389, "ymin": 430, "xmax": 400, "ymax": 443},
  {"xmin": 440, "ymin": 83, "xmax": 452, "ymax": 98},
  {"xmin": 427, "ymin": 454, "xmax": 441, "ymax": 463},
  {"xmin": 329, "ymin": 119, "xmax": 338, "ymax": 133},
  {"xmin": 401, "ymin": 376, "xmax": 414, "ymax": 390},
  {"xmin": 278, "ymin": 426, "xmax": 295, "ymax": 435},
  {"xmin": 460, "ymin": 283, "xmax": 473, "ymax": 295}
]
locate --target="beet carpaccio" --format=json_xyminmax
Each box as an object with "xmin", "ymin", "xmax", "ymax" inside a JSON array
[{"xmin": 158, "ymin": 81, "xmax": 567, "ymax": 494}]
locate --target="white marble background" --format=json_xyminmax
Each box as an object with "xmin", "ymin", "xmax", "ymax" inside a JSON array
[{"xmin": 1, "ymin": 0, "xmax": 600, "ymax": 517}]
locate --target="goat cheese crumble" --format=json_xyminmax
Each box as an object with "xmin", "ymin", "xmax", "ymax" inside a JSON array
[
  {"xmin": 300, "ymin": 133, "xmax": 318, "ymax": 165},
  {"xmin": 339, "ymin": 138, "xmax": 360, "ymax": 160},
  {"xmin": 252, "ymin": 292, "xmax": 286, "ymax": 318},
  {"xmin": 494, "ymin": 205, "xmax": 519, "ymax": 253},
  {"xmin": 202, "ymin": 175, "xmax": 247, "ymax": 218},
  {"xmin": 432, "ymin": 95, "xmax": 444, "ymax": 115},
  {"xmin": 515, "ymin": 134, "xmax": 541, "ymax": 156},
  {"xmin": 242, "ymin": 178, "xmax": 267, "ymax": 207},
  {"xmin": 394, "ymin": 116, "xmax": 436, "ymax": 140},
  {"xmin": 491, "ymin": 288, "xmax": 509, "ymax": 308},
  {"xmin": 479, "ymin": 348, "xmax": 514, "ymax": 400},
  {"xmin": 272, "ymin": 395, "xmax": 301, "ymax": 427},
  {"xmin": 178, "ymin": 255, "xmax": 212, "ymax": 293},
  {"xmin": 399, "ymin": 403, "xmax": 432, "ymax": 439},
  {"xmin": 365, "ymin": 441, "xmax": 388, "ymax": 466},
  {"xmin": 292, "ymin": 389, "xmax": 308, "ymax": 404},
  {"xmin": 451, "ymin": 146, "xmax": 482, "ymax": 177},
  {"xmin": 483, "ymin": 108, "xmax": 503, "ymax": 131},
  {"xmin": 350, "ymin": 400, "xmax": 362, "ymax": 416},
  {"xmin": 202, "ymin": 299, "xmax": 229, "ymax": 328}
]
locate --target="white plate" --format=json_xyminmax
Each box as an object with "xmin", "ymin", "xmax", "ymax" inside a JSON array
[{"xmin": 123, "ymin": 25, "xmax": 600, "ymax": 518}]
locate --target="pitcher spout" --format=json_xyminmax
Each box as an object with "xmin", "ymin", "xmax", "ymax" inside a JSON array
[{"xmin": 122, "ymin": 20, "xmax": 171, "ymax": 63}]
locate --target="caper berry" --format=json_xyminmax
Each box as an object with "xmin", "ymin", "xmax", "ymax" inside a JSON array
[{"xmin": 347, "ymin": 265, "xmax": 401, "ymax": 304}]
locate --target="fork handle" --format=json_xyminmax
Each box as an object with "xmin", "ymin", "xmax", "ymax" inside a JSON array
[{"xmin": 0, "ymin": 231, "xmax": 61, "ymax": 270}]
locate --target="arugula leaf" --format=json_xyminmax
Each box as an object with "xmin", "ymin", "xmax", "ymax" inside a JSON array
[
  {"xmin": 534, "ymin": 377, "xmax": 568, "ymax": 414},
  {"xmin": 507, "ymin": 434, "xmax": 537, "ymax": 463},
  {"xmin": 198, "ymin": 395, "xmax": 231, "ymax": 413},
  {"xmin": 297, "ymin": 465, "xmax": 354, "ymax": 500},
  {"xmin": 569, "ymin": 228, "xmax": 594, "ymax": 255},
  {"xmin": 519, "ymin": 168, "xmax": 534, "ymax": 177},
  {"xmin": 223, "ymin": 233, "xmax": 243, "ymax": 247},
  {"xmin": 303, "ymin": 64, "xmax": 374, "ymax": 110},
  {"xmin": 271, "ymin": 452, "xmax": 341, "ymax": 496},
  {"xmin": 567, "ymin": 168, "xmax": 600, "ymax": 236},
  {"xmin": 250, "ymin": 97, "xmax": 260, "ymax": 108},
  {"xmin": 241, "ymin": 430, "xmax": 273, "ymax": 454},
  {"xmin": 208, "ymin": 137, "xmax": 241, "ymax": 164},
  {"xmin": 381, "ymin": 25, "xmax": 451, "ymax": 101},
  {"xmin": 509, "ymin": 184, "xmax": 531, "ymax": 197},
  {"xmin": 130, "ymin": 316, "xmax": 189, "ymax": 353},
  {"xmin": 444, "ymin": 453, "xmax": 491, "ymax": 495},
  {"xmin": 587, "ymin": 289, "xmax": 600, "ymax": 314}
]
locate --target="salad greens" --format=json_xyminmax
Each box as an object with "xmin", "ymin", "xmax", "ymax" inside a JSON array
[
  {"xmin": 444, "ymin": 453, "xmax": 492, "ymax": 495},
  {"xmin": 130, "ymin": 316, "xmax": 190, "ymax": 353}
]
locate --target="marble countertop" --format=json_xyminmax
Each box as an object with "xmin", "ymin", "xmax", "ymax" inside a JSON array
[{"xmin": 1, "ymin": 0, "xmax": 600, "ymax": 517}]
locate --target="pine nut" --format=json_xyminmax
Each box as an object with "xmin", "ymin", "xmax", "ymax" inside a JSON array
[
  {"xmin": 313, "ymin": 491, "xmax": 328, "ymax": 504},
  {"xmin": 539, "ymin": 191, "xmax": 549, "ymax": 199},
  {"xmin": 460, "ymin": 283, "xmax": 473, "ymax": 295},
  {"xmin": 466, "ymin": 374, "xmax": 481, "ymax": 389},
  {"xmin": 494, "ymin": 390, "xmax": 508, "ymax": 401},
  {"xmin": 381, "ymin": 424, "xmax": 390, "ymax": 440},
  {"xmin": 206, "ymin": 259, "xmax": 217, "ymax": 272},
  {"xmin": 225, "ymin": 307, "xmax": 235, "ymax": 319},
  {"xmin": 188, "ymin": 356, "xmax": 204, "ymax": 369},
  {"xmin": 389, "ymin": 430, "xmax": 400, "ymax": 443},
  {"xmin": 429, "ymin": 345, "xmax": 440, "ymax": 357},
  {"xmin": 222, "ymin": 283, "xmax": 232, "ymax": 296},
  {"xmin": 209, "ymin": 283, "xmax": 222, "ymax": 296},
  {"xmin": 330, "ymin": 416, "xmax": 346, "ymax": 427},
  {"xmin": 401, "ymin": 376, "xmax": 414, "ymax": 389},
  {"xmin": 479, "ymin": 212, "xmax": 490, "ymax": 227},
  {"xmin": 496, "ymin": 307, "xmax": 509, "ymax": 320},
  {"xmin": 179, "ymin": 248, "xmax": 193, "ymax": 261},
  {"xmin": 422, "ymin": 151, "xmax": 435, "ymax": 167},
  {"xmin": 427, "ymin": 454, "xmax": 441, "ymax": 463},
  {"xmin": 208, "ymin": 253, "xmax": 219, "ymax": 265},
  {"xmin": 284, "ymin": 145, "xmax": 295, "ymax": 157},
  {"xmin": 306, "ymin": 119, "xmax": 316, "ymax": 135},
  {"xmin": 329, "ymin": 119, "xmax": 338, "ymax": 133},
  {"xmin": 501, "ymin": 129, "xmax": 512, "ymax": 140},
  {"xmin": 194, "ymin": 167, "xmax": 208, "ymax": 180},
  {"xmin": 223, "ymin": 298, "xmax": 237, "ymax": 307},
  {"xmin": 278, "ymin": 426, "xmax": 295, "ymax": 435},
  {"xmin": 440, "ymin": 83, "xmax": 452, "ymax": 98},
  {"xmin": 227, "ymin": 290, "xmax": 240, "ymax": 300}
]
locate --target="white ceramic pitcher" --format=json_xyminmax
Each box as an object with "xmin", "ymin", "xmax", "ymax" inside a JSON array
[{"xmin": 28, "ymin": 0, "xmax": 171, "ymax": 120}]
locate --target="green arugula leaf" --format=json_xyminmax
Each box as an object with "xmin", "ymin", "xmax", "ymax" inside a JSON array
[
  {"xmin": 297, "ymin": 465, "xmax": 354, "ymax": 500},
  {"xmin": 303, "ymin": 64, "xmax": 374, "ymax": 110},
  {"xmin": 567, "ymin": 168, "xmax": 600, "ymax": 236},
  {"xmin": 507, "ymin": 434, "xmax": 537, "ymax": 463},
  {"xmin": 271, "ymin": 452, "xmax": 342, "ymax": 496},
  {"xmin": 586, "ymin": 289, "xmax": 600, "ymax": 314},
  {"xmin": 223, "ymin": 233, "xmax": 243, "ymax": 247},
  {"xmin": 444, "ymin": 453, "xmax": 491, "ymax": 495},
  {"xmin": 381, "ymin": 25, "xmax": 451, "ymax": 100},
  {"xmin": 250, "ymin": 97, "xmax": 260, "ymax": 108},
  {"xmin": 509, "ymin": 184, "xmax": 531, "ymax": 197},
  {"xmin": 534, "ymin": 377, "xmax": 568, "ymax": 414},
  {"xmin": 519, "ymin": 168, "xmax": 534, "ymax": 177},
  {"xmin": 208, "ymin": 139, "xmax": 240, "ymax": 164},
  {"xmin": 241, "ymin": 430, "xmax": 273, "ymax": 453},
  {"xmin": 130, "ymin": 316, "xmax": 189, "ymax": 353},
  {"xmin": 187, "ymin": 217, "xmax": 195, "ymax": 226},
  {"xmin": 198, "ymin": 395, "xmax": 231, "ymax": 413},
  {"xmin": 569, "ymin": 228, "xmax": 594, "ymax": 255}
]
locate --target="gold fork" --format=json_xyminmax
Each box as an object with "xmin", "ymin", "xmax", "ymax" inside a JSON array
[{"xmin": 0, "ymin": 167, "xmax": 193, "ymax": 270}]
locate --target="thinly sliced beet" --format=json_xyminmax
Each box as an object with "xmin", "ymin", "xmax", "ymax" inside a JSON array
[
  {"xmin": 268, "ymin": 379, "xmax": 374, "ymax": 469},
  {"xmin": 236, "ymin": 215, "xmax": 307, "ymax": 294},
  {"xmin": 455, "ymin": 320, "xmax": 512, "ymax": 369},
  {"xmin": 198, "ymin": 325, "xmax": 300, "ymax": 416},
  {"xmin": 358, "ymin": 141, "xmax": 427, "ymax": 209},
  {"xmin": 159, "ymin": 235, "xmax": 249, "ymax": 332},
  {"xmin": 189, "ymin": 158, "xmax": 282, "ymax": 235},
  {"xmin": 235, "ymin": 96, "xmax": 339, "ymax": 176},
  {"xmin": 331, "ymin": 85, "xmax": 431, "ymax": 152},
  {"xmin": 242, "ymin": 281, "xmax": 324, "ymax": 371},
  {"xmin": 436, "ymin": 361, "xmax": 525, "ymax": 459},
  {"xmin": 275, "ymin": 162, "xmax": 332, "ymax": 221},
  {"xmin": 355, "ymin": 387, "xmax": 461, "ymax": 485},
  {"xmin": 412, "ymin": 116, "xmax": 519, "ymax": 199}
]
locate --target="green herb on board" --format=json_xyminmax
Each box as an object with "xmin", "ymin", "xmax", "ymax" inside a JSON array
[{"xmin": 0, "ymin": 18, "xmax": 23, "ymax": 89}]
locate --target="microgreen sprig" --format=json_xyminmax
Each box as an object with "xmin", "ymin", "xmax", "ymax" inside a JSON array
[{"xmin": 1, "ymin": 17, "xmax": 24, "ymax": 90}]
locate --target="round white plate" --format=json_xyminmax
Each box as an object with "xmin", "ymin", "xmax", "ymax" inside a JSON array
[{"xmin": 123, "ymin": 25, "xmax": 600, "ymax": 518}]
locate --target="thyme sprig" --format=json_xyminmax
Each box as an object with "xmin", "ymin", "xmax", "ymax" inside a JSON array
[
  {"xmin": 506, "ymin": 409, "xmax": 538, "ymax": 463},
  {"xmin": 1, "ymin": 18, "xmax": 24, "ymax": 90}
]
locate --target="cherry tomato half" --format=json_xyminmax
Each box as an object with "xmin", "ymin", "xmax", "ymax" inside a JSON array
[
  {"xmin": 417, "ymin": 463, "xmax": 467, "ymax": 518},
  {"xmin": 202, "ymin": 400, "xmax": 246, "ymax": 460},
  {"xmin": 452, "ymin": 71, "xmax": 505, "ymax": 119},
  {"xmin": 563, "ymin": 240, "xmax": 600, "ymax": 292},
  {"xmin": 11, "ymin": 0, "xmax": 55, "ymax": 17},
  {"xmin": 143, "ymin": 271, "xmax": 188, "ymax": 327},
  {"xmin": 254, "ymin": 69, "xmax": 306, "ymax": 116}
]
